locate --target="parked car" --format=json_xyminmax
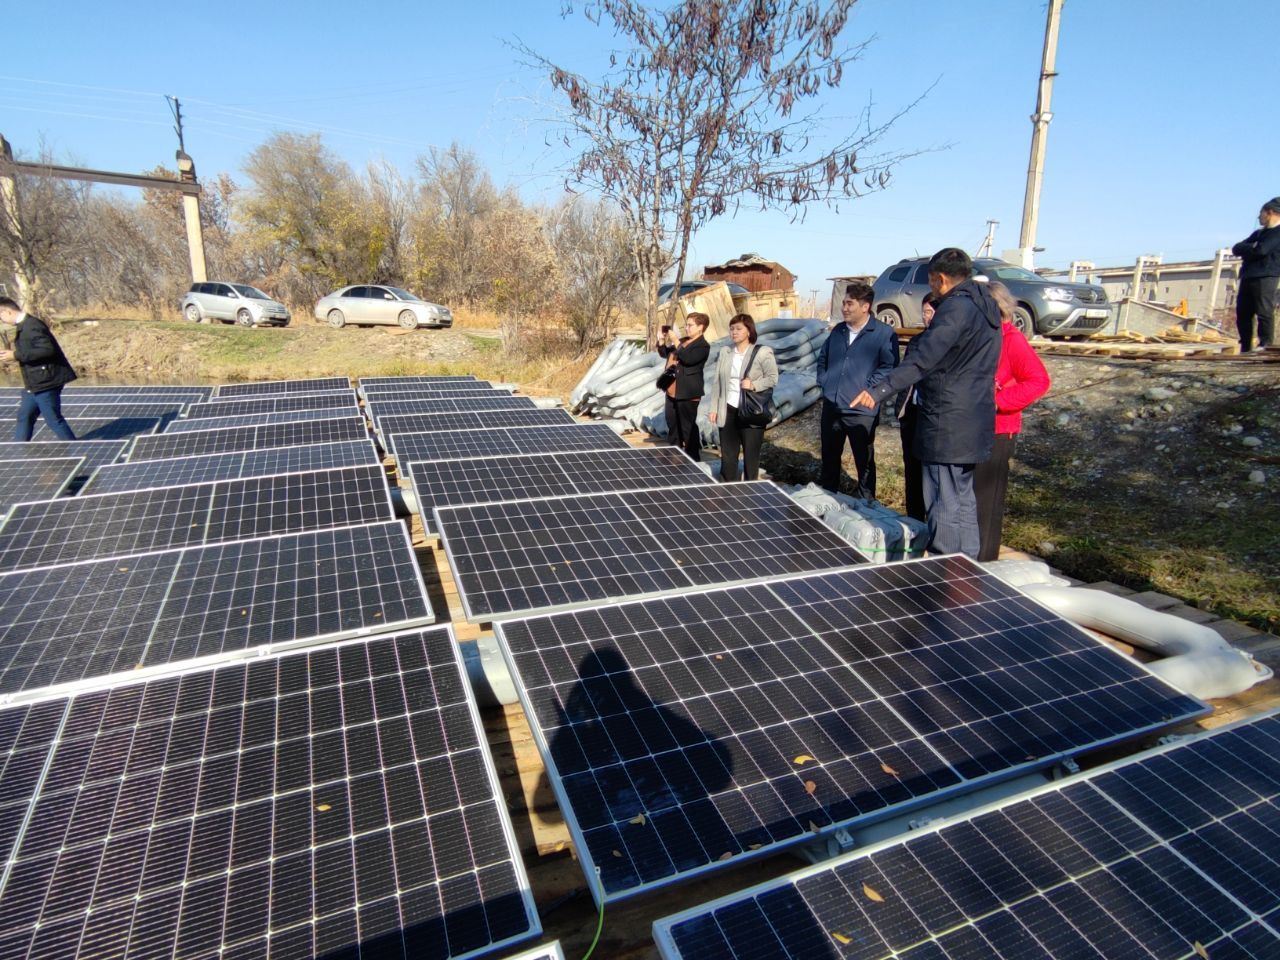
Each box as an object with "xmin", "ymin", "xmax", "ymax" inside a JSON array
[
  {"xmin": 313, "ymin": 285, "xmax": 454, "ymax": 329},
  {"xmin": 657, "ymin": 280, "xmax": 751, "ymax": 303},
  {"xmin": 180, "ymin": 282, "xmax": 291, "ymax": 326},
  {"xmin": 870, "ymin": 257, "xmax": 1111, "ymax": 338}
]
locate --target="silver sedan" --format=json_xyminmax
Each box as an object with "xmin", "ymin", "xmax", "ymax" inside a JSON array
[{"xmin": 313, "ymin": 285, "xmax": 454, "ymax": 329}]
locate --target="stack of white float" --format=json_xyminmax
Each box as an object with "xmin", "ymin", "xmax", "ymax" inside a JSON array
[
  {"xmin": 570, "ymin": 318, "xmax": 830, "ymax": 441},
  {"xmin": 782, "ymin": 482, "xmax": 929, "ymax": 563}
]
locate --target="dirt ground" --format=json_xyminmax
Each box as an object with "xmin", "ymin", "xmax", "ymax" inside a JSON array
[{"xmin": 762, "ymin": 353, "xmax": 1280, "ymax": 631}]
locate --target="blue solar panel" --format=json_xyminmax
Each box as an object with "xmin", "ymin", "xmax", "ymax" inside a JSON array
[
  {"xmin": 162, "ymin": 407, "xmax": 352, "ymax": 432},
  {"xmin": 377, "ymin": 408, "xmax": 575, "ymax": 437},
  {"xmin": 387, "ymin": 423, "xmax": 628, "ymax": 465},
  {"xmin": 654, "ymin": 709, "xmax": 1280, "ymax": 960},
  {"xmin": 493, "ymin": 555, "xmax": 1208, "ymax": 904},
  {"xmin": 128, "ymin": 418, "xmax": 369, "ymax": 461},
  {"xmin": 214, "ymin": 376, "xmax": 351, "ymax": 398}
]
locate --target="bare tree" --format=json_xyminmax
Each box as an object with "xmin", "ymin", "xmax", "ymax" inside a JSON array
[
  {"xmin": 521, "ymin": 0, "xmax": 915, "ymax": 342},
  {"xmin": 414, "ymin": 143, "xmax": 498, "ymax": 307},
  {"xmin": 546, "ymin": 196, "xmax": 638, "ymax": 353},
  {"xmin": 482, "ymin": 196, "xmax": 560, "ymax": 351}
]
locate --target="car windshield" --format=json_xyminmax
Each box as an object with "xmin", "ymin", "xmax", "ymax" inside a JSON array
[
  {"xmin": 230, "ymin": 284, "xmax": 271, "ymax": 299},
  {"xmin": 978, "ymin": 264, "xmax": 1043, "ymax": 283},
  {"xmin": 384, "ymin": 287, "xmax": 421, "ymax": 302}
]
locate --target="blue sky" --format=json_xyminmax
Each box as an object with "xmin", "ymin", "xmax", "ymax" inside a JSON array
[{"xmin": 3, "ymin": 0, "xmax": 1276, "ymax": 292}]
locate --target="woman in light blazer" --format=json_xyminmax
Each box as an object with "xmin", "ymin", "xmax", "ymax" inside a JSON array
[{"xmin": 709, "ymin": 313, "xmax": 778, "ymax": 481}]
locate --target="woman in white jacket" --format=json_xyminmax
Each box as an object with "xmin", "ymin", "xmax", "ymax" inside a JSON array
[{"xmin": 708, "ymin": 313, "xmax": 779, "ymax": 481}]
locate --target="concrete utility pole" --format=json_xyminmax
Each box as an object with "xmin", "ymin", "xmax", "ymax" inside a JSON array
[
  {"xmin": 0, "ymin": 135, "xmax": 32, "ymax": 303},
  {"xmin": 1014, "ymin": 0, "xmax": 1064, "ymax": 270},
  {"xmin": 977, "ymin": 219, "xmax": 999, "ymax": 258},
  {"xmin": 1207, "ymin": 247, "xmax": 1230, "ymax": 318}
]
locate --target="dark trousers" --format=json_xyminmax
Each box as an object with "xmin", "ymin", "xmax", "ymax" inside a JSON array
[
  {"xmin": 718, "ymin": 405, "xmax": 764, "ymax": 481},
  {"xmin": 15, "ymin": 387, "xmax": 76, "ymax": 442},
  {"xmin": 820, "ymin": 400, "xmax": 877, "ymax": 499},
  {"xmin": 923, "ymin": 462, "xmax": 980, "ymax": 559},
  {"xmin": 670, "ymin": 397, "xmax": 702, "ymax": 462},
  {"xmin": 974, "ymin": 433, "xmax": 1017, "ymax": 562},
  {"xmin": 899, "ymin": 408, "xmax": 925, "ymax": 522},
  {"xmin": 1237, "ymin": 276, "xmax": 1277, "ymax": 351}
]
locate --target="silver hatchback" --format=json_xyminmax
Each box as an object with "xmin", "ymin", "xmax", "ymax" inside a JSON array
[
  {"xmin": 180, "ymin": 282, "xmax": 291, "ymax": 327},
  {"xmin": 313, "ymin": 285, "xmax": 454, "ymax": 330}
]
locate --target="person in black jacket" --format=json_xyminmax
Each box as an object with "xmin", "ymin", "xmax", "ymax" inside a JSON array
[
  {"xmin": 660, "ymin": 312, "xmax": 710, "ymax": 461},
  {"xmin": 1232, "ymin": 197, "xmax": 1280, "ymax": 352},
  {"xmin": 851, "ymin": 248, "xmax": 1000, "ymax": 559},
  {"xmin": 0, "ymin": 297, "xmax": 78, "ymax": 441},
  {"xmin": 897, "ymin": 291, "xmax": 940, "ymax": 521}
]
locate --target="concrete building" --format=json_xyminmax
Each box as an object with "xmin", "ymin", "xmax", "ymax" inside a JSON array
[{"xmin": 1045, "ymin": 251, "xmax": 1241, "ymax": 320}]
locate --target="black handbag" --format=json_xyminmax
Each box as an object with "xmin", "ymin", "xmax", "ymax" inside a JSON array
[
  {"xmin": 736, "ymin": 345, "xmax": 774, "ymax": 427},
  {"xmin": 656, "ymin": 365, "xmax": 677, "ymax": 391}
]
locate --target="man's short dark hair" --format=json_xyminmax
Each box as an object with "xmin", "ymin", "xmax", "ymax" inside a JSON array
[
  {"xmin": 0, "ymin": 297, "xmax": 19, "ymax": 312},
  {"xmin": 922, "ymin": 292, "xmax": 942, "ymax": 309},
  {"xmin": 927, "ymin": 248, "xmax": 973, "ymax": 280},
  {"xmin": 1264, "ymin": 197, "xmax": 1280, "ymax": 216},
  {"xmin": 843, "ymin": 282, "xmax": 874, "ymax": 306}
]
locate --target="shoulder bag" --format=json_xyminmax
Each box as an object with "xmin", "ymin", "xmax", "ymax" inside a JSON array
[{"xmin": 736, "ymin": 346, "xmax": 774, "ymax": 427}]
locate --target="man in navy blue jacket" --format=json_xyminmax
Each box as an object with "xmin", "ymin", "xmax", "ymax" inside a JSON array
[
  {"xmin": 816, "ymin": 281, "xmax": 899, "ymax": 499},
  {"xmin": 851, "ymin": 249, "xmax": 1000, "ymax": 559}
]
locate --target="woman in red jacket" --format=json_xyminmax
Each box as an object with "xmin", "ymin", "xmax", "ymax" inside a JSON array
[{"xmin": 975, "ymin": 281, "xmax": 1051, "ymax": 561}]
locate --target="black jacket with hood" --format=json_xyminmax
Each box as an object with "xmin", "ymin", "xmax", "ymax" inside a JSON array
[
  {"xmin": 13, "ymin": 314, "xmax": 77, "ymax": 394},
  {"xmin": 868, "ymin": 278, "xmax": 1001, "ymax": 464}
]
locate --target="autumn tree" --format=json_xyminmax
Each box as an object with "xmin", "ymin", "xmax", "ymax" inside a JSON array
[
  {"xmin": 522, "ymin": 0, "xmax": 912, "ymax": 341},
  {"xmin": 546, "ymin": 196, "xmax": 639, "ymax": 353},
  {"xmin": 414, "ymin": 143, "xmax": 499, "ymax": 307}
]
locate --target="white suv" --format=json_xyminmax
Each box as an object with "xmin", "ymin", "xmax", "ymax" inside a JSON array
[{"xmin": 180, "ymin": 282, "xmax": 291, "ymax": 327}]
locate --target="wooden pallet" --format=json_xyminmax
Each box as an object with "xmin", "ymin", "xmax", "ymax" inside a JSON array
[{"xmin": 1033, "ymin": 339, "xmax": 1238, "ymax": 359}]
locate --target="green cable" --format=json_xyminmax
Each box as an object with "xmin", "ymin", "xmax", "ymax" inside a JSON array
[{"xmin": 580, "ymin": 896, "xmax": 605, "ymax": 960}]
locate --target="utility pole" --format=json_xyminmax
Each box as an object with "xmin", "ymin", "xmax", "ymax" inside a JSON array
[
  {"xmin": 1014, "ymin": 0, "xmax": 1064, "ymax": 270},
  {"xmin": 166, "ymin": 96, "xmax": 186, "ymax": 154},
  {"xmin": 166, "ymin": 96, "xmax": 207, "ymax": 284},
  {"xmin": 977, "ymin": 219, "xmax": 999, "ymax": 258}
]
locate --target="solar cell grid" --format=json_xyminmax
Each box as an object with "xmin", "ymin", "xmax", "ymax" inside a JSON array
[
  {"xmin": 0, "ymin": 521, "xmax": 432, "ymax": 698},
  {"xmin": 360, "ymin": 375, "xmax": 478, "ymax": 387},
  {"xmin": 35, "ymin": 416, "xmax": 161, "ymax": 441},
  {"xmin": 163, "ymin": 407, "xmax": 355, "ymax": 432},
  {"xmin": 409, "ymin": 447, "xmax": 710, "ymax": 534},
  {"xmin": 81, "ymin": 439, "xmax": 380, "ymax": 495},
  {"xmin": 378, "ymin": 408, "xmax": 575, "ymax": 437},
  {"xmin": 61, "ymin": 384, "xmax": 214, "ymax": 400},
  {"xmin": 182, "ymin": 392, "xmax": 358, "ymax": 419},
  {"xmin": 438, "ymin": 481, "xmax": 867, "ymax": 620},
  {"xmin": 214, "ymin": 376, "xmax": 351, "ymax": 398},
  {"xmin": 362, "ymin": 381, "xmax": 494, "ymax": 397},
  {"xmin": 0, "ymin": 440, "xmax": 128, "ymax": 476},
  {"xmin": 654, "ymin": 710, "xmax": 1280, "ymax": 960},
  {"xmin": 387, "ymin": 423, "xmax": 628, "ymax": 465},
  {"xmin": 0, "ymin": 458, "xmax": 83, "ymax": 515},
  {"xmin": 0, "ymin": 464, "xmax": 395, "ymax": 572},
  {"xmin": 128, "ymin": 417, "xmax": 369, "ymax": 461},
  {"xmin": 0, "ymin": 628, "xmax": 539, "ymax": 959},
  {"xmin": 2, "ymin": 402, "xmax": 185, "ymax": 422},
  {"xmin": 360, "ymin": 388, "xmax": 511, "ymax": 402},
  {"xmin": 494, "ymin": 555, "xmax": 1208, "ymax": 903},
  {"xmin": 367, "ymin": 396, "xmax": 538, "ymax": 419}
]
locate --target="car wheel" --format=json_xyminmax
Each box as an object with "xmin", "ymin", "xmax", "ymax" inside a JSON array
[
  {"xmin": 236, "ymin": 309, "xmax": 254, "ymax": 327},
  {"xmin": 184, "ymin": 304, "xmax": 201, "ymax": 323},
  {"xmin": 1012, "ymin": 305, "xmax": 1035, "ymax": 336},
  {"xmin": 327, "ymin": 309, "xmax": 346, "ymax": 329},
  {"xmin": 397, "ymin": 310, "xmax": 419, "ymax": 330},
  {"xmin": 878, "ymin": 306, "xmax": 903, "ymax": 328}
]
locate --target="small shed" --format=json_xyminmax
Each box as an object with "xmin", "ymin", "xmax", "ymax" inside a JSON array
[{"xmin": 701, "ymin": 253, "xmax": 796, "ymax": 294}]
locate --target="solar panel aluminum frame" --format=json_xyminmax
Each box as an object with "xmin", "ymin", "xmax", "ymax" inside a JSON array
[
  {"xmin": 492, "ymin": 556, "xmax": 1211, "ymax": 907},
  {"xmin": 437, "ymin": 480, "xmax": 870, "ymax": 623},
  {"xmin": 0, "ymin": 626, "xmax": 542, "ymax": 959},
  {"xmin": 503, "ymin": 943, "xmax": 566, "ymax": 960},
  {"xmin": 0, "ymin": 520, "xmax": 435, "ymax": 706},
  {"xmin": 651, "ymin": 706, "xmax": 1274, "ymax": 960},
  {"xmin": 407, "ymin": 446, "xmax": 711, "ymax": 535}
]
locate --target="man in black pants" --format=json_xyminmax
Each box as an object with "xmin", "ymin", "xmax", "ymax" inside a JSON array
[
  {"xmin": 815, "ymin": 281, "xmax": 899, "ymax": 499},
  {"xmin": 0, "ymin": 296, "xmax": 78, "ymax": 441},
  {"xmin": 1233, "ymin": 197, "xmax": 1280, "ymax": 352}
]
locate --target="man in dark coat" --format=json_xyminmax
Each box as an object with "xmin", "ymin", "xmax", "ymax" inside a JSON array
[
  {"xmin": 851, "ymin": 248, "xmax": 1000, "ymax": 559},
  {"xmin": 815, "ymin": 281, "xmax": 899, "ymax": 499},
  {"xmin": 0, "ymin": 296, "xmax": 78, "ymax": 441},
  {"xmin": 1232, "ymin": 197, "xmax": 1280, "ymax": 352}
]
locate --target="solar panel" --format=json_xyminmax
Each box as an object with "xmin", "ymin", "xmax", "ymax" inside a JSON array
[
  {"xmin": 362, "ymin": 380, "xmax": 494, "ymax": 396},
  {"xmin": 378, "ymin": 408, "xmax": 576, "ymax": 437},
  {"xmin": 0, "ymin": 464, "xmax": 395, "ymax": 571},
  {"xmin": 214, "ymin": 376, "xmax": 351, "ymax": 398},
  {"xmin": 81, "ymin": 439, "xmax": 381, "ymax": 495},
  {"xmin": 409, "ymin": 447, "xmax": 711, "ymax": 534},
  {"xmin": 504, "ymin": 944, "xmax": 566, "ymax": 960},
  {"xmin": 494, "ymin": 554, "xmax": 1210, "ymax": 904},
  {"xmin": 182, "ymin": 392, "xmax": 358, "ymax": 419},
  {"xmin": 62, "ymin": 384, "xmax": 215, "ymax": 399},
  {"xmin": 654, "ymin": 709, "xmax": 1280, "ymax": 960},
  {"xmin": 4, "ymin": 402, "xmax": 186, "ymax": 422},
  {"xmin": 35, "ymin": 416, "xmax": 162, "ymax": 441},
  {"xmin": 389, "ymin": 423, "xmax": 630, "ymax": 465},
  {"xmin": 202, "ymin": 388, "xmax": 360, "ymax": 406},
  {"xmin": 162, "ymin": 407, "xmax": 354, "ymax": 433},
  {"xmin": 0, "ymin": 521, "xmax": 432, "ymax": 698},
  {"xmin": 360, "ymin": 388, "xmax": 512, "ymax": 402},
  {"xmin": 360, "ymin": 375, "xmax": 478, "ymax": 386},
  {"xmin": 0, "ymin": 627, "xmax": 540, "ymax": 959},
  {"xmin": 0, "ymin": 457, "xmax": 83, "ymax": 514},
  {"xmin": 128, "ymin": 417, "xmax": 369, "ymax": 461},
  {"xmin": 0, "ymin": 440, "xmax": 128, "ymax": 477},
  {"xmin": 438, "ymin": 481, "xmax": 867, "ymax": 620},
  {"xmin": 367, "ymin": 396, "xmax": 538, "ymax": 419}
]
